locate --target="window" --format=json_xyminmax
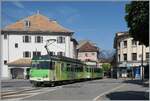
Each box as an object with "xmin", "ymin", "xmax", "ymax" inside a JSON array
[
  {"xmin": 57, "ymin": 52, "xmax": 65, "ymax": 56},
  {"xmin": 15, "ymin": 43, "xmax": 18, "ymax": 48},
  {"xmin": 118, "ymin": 54, "xmax": 120, "ymax": 62},
  {"xmin": 132, "ymin": 53, "xmax": 137, "ymax": 61},
  {"xmin": 123, "ymin": 54, "xmax": 127, "ymax": 61},
  {"xmin": 4, "ymin": 34, "xmax": 7, "ymax": 39},
  {"xmin": 32, "ymin": 61, "xmax": 52, "ymax": 69},
  {"xmin": 85, "ymin": 53, "xmax": 88, "ymax": 57},
  {"xmin": 123, "ymin": 41, "xmax": 127, "ymax": 48},
  {"xmin": 61, "ymin": 63, "xmax": 65, "ymax": 71},
  {"xmin": 25, "ymin": 20, "xmax": 31, "ymax": 27},
  {"xmin": 146, "ymin": 52, "xmax": 149, "ymax": 61},
  {"xmin": 132, "ymin": 40, "xmax": 137, "ymax": 46},
  {"xmin": 48, "ymin": 51, "xmax": 55, "ymax": 56},
  {"xmin": 92, "ymin": 52, "xmax": 95, "ymax": 55},
  {"xmin": 118, "ymin": 42, "xmax": 120, "ymax": 49},
  {"xmin": 57, "ymin": 36, "xmax": 65, "ymax": 43},
  {"xmin": 4, "ymin": 60, "xmax": 7, "ymax": 64},
  {"xmin": 33, "ymin": 51, "xmax": 41, "ymax": 57},
  {"xmin": 39, "ymin": 61, "xmax": 50, "ymax": 69},
  {"xmin": 35, "ymin": 36, "xmax": 43, "ymax": 43},
  {"xmin": 67, "ymin": 64, "xmax": 71, "ymax": 71},
  {"xmin": 23, "ymin": 51, "xmax": 31, "ymax": 58},
  {"xmin": 23, "ymin": 36, "xmax": 31, "ymax": 43}
]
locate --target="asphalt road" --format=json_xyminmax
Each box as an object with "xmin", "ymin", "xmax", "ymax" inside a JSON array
[{"xmin": 1, "ymin": 78, "xmax": 149, "ymax": 100}]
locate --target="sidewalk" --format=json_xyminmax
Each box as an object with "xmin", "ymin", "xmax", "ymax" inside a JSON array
[{"xmin": 98, "ymin": 79, "xmax": 149, "ymax": 100}]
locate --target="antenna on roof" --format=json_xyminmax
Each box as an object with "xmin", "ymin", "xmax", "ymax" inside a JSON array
[{"xmin": 37, "ymin": 10, "xmax": 40, "ymax": 15}]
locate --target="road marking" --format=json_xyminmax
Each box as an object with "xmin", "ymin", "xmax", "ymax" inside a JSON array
[
  {"xmin": 93, "ymin": 84, "xmax": 125, "ymax": 101},
  {"xmin": 20, "ymin": 86, "xmax": 62, "ymax": 100},
  {"xmin": 1, "ymin": 85, "xmax": 63, "ymax": 100},
  {"xmin": 2, "ymin": 93, "xmax": 30, "ymax": 99},
  {"xmin": 1, "ymin": 87, "xmax": 42, "ymax": 96}
]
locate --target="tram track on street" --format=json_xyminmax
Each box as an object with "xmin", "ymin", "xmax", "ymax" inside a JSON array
[
  {"xmin": 1, "ymin": 87, "xmax": 43, "ymax": 99},
  {"xmin": 1, "ymin": 86, "xmax": 63, "ymax": 100}
]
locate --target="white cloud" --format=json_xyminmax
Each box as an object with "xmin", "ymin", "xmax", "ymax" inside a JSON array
[{"xmin": 13, "ymin": 1, "xmax": 24, "ymax": 9}]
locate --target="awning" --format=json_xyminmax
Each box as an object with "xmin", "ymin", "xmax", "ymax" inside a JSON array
[{"xmin": 7, "ymin": 58, "xmax": 32, "ymax": 67}]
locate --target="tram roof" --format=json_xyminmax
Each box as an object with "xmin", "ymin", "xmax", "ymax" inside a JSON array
[{"xmin": 32, "ymin": 55, "xmax": 84, "ymax": 64}]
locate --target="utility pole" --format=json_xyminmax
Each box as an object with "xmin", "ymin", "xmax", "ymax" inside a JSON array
[{"xmin": 141, "ymin": 44, "xmax": 144, "ymax": 80}]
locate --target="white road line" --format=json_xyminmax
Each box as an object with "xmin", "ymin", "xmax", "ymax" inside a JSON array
[
  {"xmin": 93, "ymin": 84, "xmax": 125, "ymax": 101},
  {"xmin": 20, "ymin": 86, "xmax": 62, "ymax": 100},
  {"xmin": 2, "ymin": 93, "xmax": 30, "ymax": 99},
  {"xmin": 2, "ymin": 86, "xmax": 62, "ymax": 100},
  {"xmin": 1, "ymin": 88, "xmax": 41, "ymax": 96}
]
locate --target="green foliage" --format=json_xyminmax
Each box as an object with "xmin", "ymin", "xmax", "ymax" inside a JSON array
[
  {"xmin": 102, "ymin": 63, "xmax": 111, "ymax": 72},
  {"xmin": 125, "ymin": 1, "xmax": 149, "ymax": 46}
]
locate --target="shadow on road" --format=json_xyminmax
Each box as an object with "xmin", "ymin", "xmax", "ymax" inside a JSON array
[
  {"xmin": 123, "ymin": 79, "xmax": 149, "ymax": 87},
  {"xmin": 105, "ymin": 91, "xmax": 149, "ymax": 100}
]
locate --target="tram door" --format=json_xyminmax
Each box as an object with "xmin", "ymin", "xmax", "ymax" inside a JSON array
[{"xmin": 55, "ymin": 62, "xmax": 61, "ymax": 81}]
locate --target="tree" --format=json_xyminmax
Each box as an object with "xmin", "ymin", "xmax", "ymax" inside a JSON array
[
  {"xmin": 102, "ymin": 63, "xmax": 111, "ymax": 72},
  {"xmin": 125, "ymin": 1, "xmax": 149, "ymax": 46}
]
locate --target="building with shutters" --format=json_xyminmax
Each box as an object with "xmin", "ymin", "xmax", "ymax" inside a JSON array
[
  {"xmin": 114, "ymin": 32, "xmax": 149, "ymax": 78},
  {"xmin": 1, "ymin": 13, "xmax": 78, "ymax": 79},
  {"xmin": 77, "ymin": 40, "xmax": 100, "ymax": 67}
]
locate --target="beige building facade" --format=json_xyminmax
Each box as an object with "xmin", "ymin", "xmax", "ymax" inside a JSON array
[{"xmin": 114, "ymin": 32, "xmax": 149, "ymax": 78}]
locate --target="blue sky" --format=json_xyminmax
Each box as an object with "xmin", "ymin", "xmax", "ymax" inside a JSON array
[{"xmin": 2, "ymin": 1, "xmax": 129, "ymax": 51}]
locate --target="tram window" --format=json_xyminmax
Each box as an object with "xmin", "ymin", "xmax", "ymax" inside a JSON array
[
  {"xmin": 67, "ymin": 67, "xmax": 69, "ymax": 71},
  {"xmin": 67, "ymin": 64, "xmax": 70, "ymax": 71},
  {"xmin": 80, "ymin": 66, "xmax": 83, "ymax": 72},
  {"xmin": 38, "ymin": 61, "xmax": 50, "ymax": 69},
  {"xmin": 86, "ymin": 68, "xmax": 88, "ymax": 72},
  {"xmin": 94, "ymin": 68, "xmax": 96, "ymax": 72},
  {"xmin": 70, "ymin": 67, "xmax": 73, "ymax": 72},
  {"xmin": 51, "ymin": 62, "xmax": 55, "ymax": 69},
  {"xmin": 70, "ymin": 65, "xmax": 73, "ymax": 72},
  {"xmin": 67, "ymin": 64, "xmax": 71, "ymax": 68},
  {"xmin": 90, "ymin": 68, "xmax": 92, "ymax": 72},
  {"xmin": 61, "ymin": 63, "xmax": 64, "ymax": 71},
  {"xmin": 32, "ymin": 61, "xmax": 39, "ymax": 68},
  {"xmin": 68, "ymin": 67, "xmax": 70, "ymax": 71}
]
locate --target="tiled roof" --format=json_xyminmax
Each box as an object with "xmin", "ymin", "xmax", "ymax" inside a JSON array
[
  {"xmin": 77, "ymin": 40, "xmax": 96, "ymax": 49},
  {"xmin": 78, "ymin": 42, "xmax": 99, "ymax": 52},
  {"xmin": 7, "ymin": 58, "xmax": 31, "ymax": 67},
  {"xmin": 3, "ymin": 14, "xmax": 73, "ymax": 33}
]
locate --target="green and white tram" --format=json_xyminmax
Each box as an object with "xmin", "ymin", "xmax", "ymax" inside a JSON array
[{"xmin": 29, "ymin": 55, "xmax": 103, "ymax": 86}]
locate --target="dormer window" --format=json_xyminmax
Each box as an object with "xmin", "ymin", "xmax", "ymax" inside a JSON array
[{"xmin": 25, "ymin": 20, "xmax": 31, "ymax": 27}]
